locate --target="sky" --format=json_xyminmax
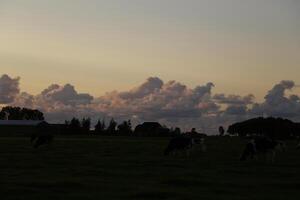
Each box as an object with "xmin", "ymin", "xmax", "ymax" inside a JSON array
[{"xmin": 0, "ymin": 0, "xmax": 300, "ymax": 133}]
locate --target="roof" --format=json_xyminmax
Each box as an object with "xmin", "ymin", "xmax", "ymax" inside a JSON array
[
  {"xmin": 136, "ymin": 122, "xmax": 163, "ymax": 130},
  {"xmin": 0, "ymin": 120, "xmax": 45, "ymax": 126},
  {"xmin": 142, "ymin": 122, "xmax": 162, "ymax": 126}
]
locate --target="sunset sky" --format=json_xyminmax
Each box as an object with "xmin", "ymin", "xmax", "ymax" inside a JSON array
[
  {"xmin": 1, "ymin": 0, "xmax": 300, "ymax": 132},
  {"xmin": 1, "ymin": 0, "xmax": 299, "ymax": 100}
]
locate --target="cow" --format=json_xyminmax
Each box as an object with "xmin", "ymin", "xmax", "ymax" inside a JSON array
[
  {"xmin": 31, "ymin": 132, "xmax": 54, "ymax": 148},
  {"xmin": 164, "ymin": 135, "xmax": 206, "ymax": 156},
  {"xmin": 240, "ymin": 136, "xmax": 285, "ymax": 162},
  {"xmin": 31, "ymin": 122, "xmax": 54, "ymax": 148},
  {"xmin": 296, "ymin": 137, "xmax": 300, "ymax": 149}
]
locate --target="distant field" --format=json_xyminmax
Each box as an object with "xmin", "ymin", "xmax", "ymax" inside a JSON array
[{"xmin": 1, "ymin": 136, "xmax": 300, "ymax": 200}]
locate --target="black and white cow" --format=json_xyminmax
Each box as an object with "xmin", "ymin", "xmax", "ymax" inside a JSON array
[
  {"xmin": 31, "ymin": 132, "xmax": 54, "ymax": 148},
  {"xmin": 31, "ymin": 122, "xmax": 54, "ymax": 148},
  {"xmin": 164, "ymin": 135, "xmax": 206, "ymax": 156},
  {"xmin": 240, "ymin": 136, "xmax": 285, "ymax": 162}
]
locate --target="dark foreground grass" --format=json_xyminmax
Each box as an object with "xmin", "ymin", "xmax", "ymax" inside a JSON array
[{"xmin": 1, "ymin": 136, "xmax": 300, "ymax": 200}]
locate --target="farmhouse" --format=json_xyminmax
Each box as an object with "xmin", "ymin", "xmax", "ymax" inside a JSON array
[{"xmin": 0, "ymin": 120, "xmax": 64, "ymax": 136}]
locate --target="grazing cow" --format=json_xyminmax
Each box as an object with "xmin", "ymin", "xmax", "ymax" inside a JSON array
[
  {"xmin": 164, "ymin": 135, "xmax": 206, "ymax": 156},
  {"xmin": 31, "ymin": 132, "xmax": 53, "ymax": 148},
  {"xmin": 240, "ymin": 136, "xmax": 285, "ymax": 162},
  {"xmin": 31, "ymin": 122, "xmax": 54, "ymax": 148},
  {"xmin": 296, "ymin": 138, "xmax": 300, "ymax": 149}
]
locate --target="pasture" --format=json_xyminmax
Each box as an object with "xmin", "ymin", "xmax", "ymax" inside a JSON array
[{"xmin": 1, "ymin": 136, "xmax": 300, "ymax": 200}]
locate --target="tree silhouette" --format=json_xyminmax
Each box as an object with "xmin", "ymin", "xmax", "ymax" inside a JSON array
[
  {"xmin": 94, "ymin": 119, "xmax": 106, "ymax": 134},
  {"xmin": 67, "ymin": 117, "xmax": 81, "ymax": 134},
  {"xmin": 227, "ymin": 117, "xmax": 299, "ymax": 139},
  {"xmin": 0, "ymin": 106, "xmax": 22, "ymax": 120},
  {"xmin": 107, "ymin": 118, "xmax": 117, "ymax": 134},
  {"xmin": 0, "ymin": 106, "xmax": 44, "ymax": 120},
  {"xmin": 169, "ymin": 127, "xmax": 181, "ymax": 135},
  {"xmin": 81, "ymin": 117, "xmax": 91, "ymax": 133},
  {"xmin": 219, "ymin": 126, "xmax": 225, "ymax": 136},
  {"xmin": 117, "ymin": 120, "xmax": 133, "ymax": 135}
]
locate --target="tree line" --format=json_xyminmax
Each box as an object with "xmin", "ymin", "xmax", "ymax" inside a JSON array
[
  {"xmin": 2, "ymin": 106, "xmax": 300, "ymax": 138},
  {"xmin": 0, "ymin": 106, "xmax": 44, "ymax": 120},
  {"xmin": 62, "ymin": 117, "xmax": 134, "ymax": 135},
  {"xmin": 227, "ymin": 117, "xmax": 300, "ymax": 139}
]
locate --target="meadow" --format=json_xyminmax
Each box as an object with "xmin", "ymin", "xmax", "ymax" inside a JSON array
[{"xmin": 1, "ymin": 136, "xmax": 300, "ymax": 200}]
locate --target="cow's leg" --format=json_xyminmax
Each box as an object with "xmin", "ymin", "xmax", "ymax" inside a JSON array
[
  {"xmin": 253, "ymin": 153, "xmax": 258, "ymax": 161},
  {"xmin": 263, "ymin": 152, "xmax": 269, "ymax": 162},
  {"xmin": 172, "ymin": 150, "xmax": 177, "ymax": 157},
  {"xmin": 173, "ymin": 149, "xmax": 176, "ymax": 156},
  {"xmin": 185, "ymin": 148, "xmax": 190, "ymax": 157},
  {"xmin": 201, "ymin": 144, "xmax": 207, "ymax": 152},
  {"xmin": 271, "ymin": 150, "xmax": 276, "ymax": 163},
  {"xmin": 263, "ymin": 151, "xmax": 274, "ymax": 163},
  {"xmin": 47, "ymin": 137, "xmax": 53, "ymax": 150}
]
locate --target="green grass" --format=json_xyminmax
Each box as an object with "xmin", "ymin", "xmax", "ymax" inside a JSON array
[{"xmin": 1, "ymin": 136, "xmax": 300, "ymax": 200}]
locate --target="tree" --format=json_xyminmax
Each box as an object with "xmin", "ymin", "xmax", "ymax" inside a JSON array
[
  {"xmin": 81, "ymin": 118, "xmax": 91, "ymax": 133},
  {"xmin": 0, "ymin": 111, "xmax": 6, "ymax": 119},
  {"xmin": 107, "ymin": 118, "xmax": 117, "ymax": 134},
  {"xmin": 173, "ymin": 127, "xmax": 181, "ymax": 135},
  {"xmin": 219, "ymin": 126, "xmax": 225, "ymax": 136},
  {"xmin": 95, "ymin": 119, "xmax": 106, "ymax": 134},
  {"xmin": 117, "ymin": 120, "xmax": 133, "ymax": 135},
  {"xmin": 68, "ymin": 117, "xmax": 81, "ymax": 134},
  {"xmin": 190, "ymin": 128, "xmax": 197, "ymax": 134},
  {"xmin": 0, "ymin": 106, "xmax": 22, "ymax": 120},
  {"xmin": 21, "ymin": 108, "xmax": 44, "ymax": 120},
  {"xmin": 0, "ymin": 106, "xmax": 44, "ymax": 120},
  {"xmin": 227, "ymin": 117, "xmax": 299, "ymax": 139}
]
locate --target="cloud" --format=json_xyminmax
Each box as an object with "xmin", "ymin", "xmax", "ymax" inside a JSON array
[
  {"xmin": 8, "ymin": 82, "xmax": 94, "ymax": 122},
  {"xmin": 265, "ymin": 80, "xmax": 295, "ymax": 105},
  {"xmin": 34, "ymin": 83, "xmax": 93, "ymax": 122},
  {"xmin": 119, "ymin": 77, "xmax": 163, "ymax": 99},
  {"xmin": 13, "ymin": 92, "xmax": 35, "ymax": 108},
  {"xmin": 93, "ymin": 79, "xmax": 219, "ymax": 123},
  {"xmin": 250, "ymin": 80, "xmax": 300, "ymax": 118},
  {"xmin": 2, "ymin": 73, "xmax": 300, "ymax": 134},
  {"xmin": 193, "ymin": 82, "xmax": 215, "ymax": 100},
  {"xmin": 39, "ymin": 83, "xmax": 93, "ymax": 106},
  {"xmin": 0, "ymin": 74, "xmax": 20, "ymax": 104},
  {"xmin": 224, "ymin": 105, "xmax": 247, "ymax": 115},
  {"xmin": 213, "ymin": 94, "xmax": 254, "ymax": 105}
]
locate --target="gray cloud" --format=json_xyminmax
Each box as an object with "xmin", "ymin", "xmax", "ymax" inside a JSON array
[
  {"xmin": 39, "ymin": 83, "xmax": 93, "ymax": 106},
  {"xmin": 213, "ymin": 94, "xmax": 254, "ymax": 105},
  {"xmin": 0, "ymin": 74, "xmax": 20, "ymax": 104},
  {"xmin": 265, "ymin": 80, "xmax": 295, "ymax": 105},
  {"xmin": 250, "ymin": 80, "xmax": 300, "ymax": 118},
  {"xmin": 1, "ymin": 74, "xmax": 300, "ymax": 134},
  {"xmin": 13, "ymin": 92, "xmax": 35, "ymax": 108},
  {"xmin": 224, "ymin": 105, "xmax": 247, "ymax": 115},
  {"xmin": 8, "ymin": 82, "xmax": 94, "ymax": 123},
  {"xmin": 119, "ymin": 77, "xmax": 163, "ymax": 99},
  {"xmin": 94, "ymin": 79, "xmax": 219, "ymax": 124}
]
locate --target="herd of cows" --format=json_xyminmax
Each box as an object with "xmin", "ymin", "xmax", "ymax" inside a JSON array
[
  {"xmin": 29, "ymin": 128, "xmax": 300, "ymax": 163},
  {"xmin": 164, "ymin": 134, "xmax": 300, "ymax": 163}
]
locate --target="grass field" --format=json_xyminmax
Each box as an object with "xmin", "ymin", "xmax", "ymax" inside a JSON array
[{"xmin": 1, "ymin": 136, "xmax": 300, "ymax": 200}]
